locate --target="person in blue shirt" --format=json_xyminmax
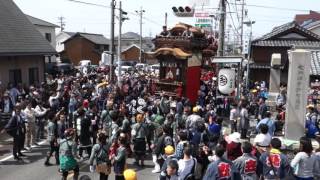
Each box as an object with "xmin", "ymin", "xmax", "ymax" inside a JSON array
[{"xmin": 256, "ymin": 111, "xmax": 275, "ymax": 136}]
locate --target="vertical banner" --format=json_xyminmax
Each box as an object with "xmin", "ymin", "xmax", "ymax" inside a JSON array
[{"xmin": 285, "ymin": 49, "xmax": 311, "ymax": 141}]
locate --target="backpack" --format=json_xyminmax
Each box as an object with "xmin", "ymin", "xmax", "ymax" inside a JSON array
[{"xmin": 185, "ymin": 159, "xmax": 196, "ymax": 180}]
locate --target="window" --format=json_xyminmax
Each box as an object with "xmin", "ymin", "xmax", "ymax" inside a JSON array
[
  {"xmin": 45, "ymin": 33, "xmax": 52, "ymax": 42},
  {"xmin": 9, "ymin": 69, "xmax": 22, "ymax": 86},
  {"xmin": 29, "ymin": 67, "xmax": 39, "ymax": 85},
  {"xmin": 104, "ymin": 45, "xmax": 109, "ymax": 51}
]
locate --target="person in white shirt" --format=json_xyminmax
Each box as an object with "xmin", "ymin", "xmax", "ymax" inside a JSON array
[
  {"xmin": 254, "ymin": 124, "xmax": 272, "ymax": 157},
  {"xmin": 24, "ymin": 102, "xmax": 47, "ymax": 150},
  {"xmin": 229, "ymin": 103, "xmax": 239, "ymax": 133},
  {"xmin": 48, "ymin": 91, "xmax": 60, "ymax": 111},
  {"xmin": 291, "ymin": 137, "xmax": 316, "ymax": 179},
  {"xmin": 34, "ymin": 102, "xmax": 48, "ymax": 141},
  {"xmin": 178, "ymin": 146, "xmax": 197, "ymax": 180}
]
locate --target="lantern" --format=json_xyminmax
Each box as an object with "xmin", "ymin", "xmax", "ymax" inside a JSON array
[{"xmin": 218, "ymin": 69, "xmax": 236, "ymax": 95}]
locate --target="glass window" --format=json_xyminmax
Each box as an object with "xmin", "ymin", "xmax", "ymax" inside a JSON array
[
  {"xmin": 45, "ymin": 33, "xmax": 52, "ymax": 42},
  {"xmin": 9, "ymin": 69, "xmax": 22, "ymax": 86},
  {"xmin": 29, "ymin": 67, "xmax": 39, "ymax": 85}
]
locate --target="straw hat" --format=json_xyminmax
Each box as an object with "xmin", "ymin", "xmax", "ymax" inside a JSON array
[
  {"xmin": 124, "ymin": 169, "xmax": 137, "ymax": 180},
  {"xmin": 165, "ymin": 145, "xmax": 175, "ymax": 155}
]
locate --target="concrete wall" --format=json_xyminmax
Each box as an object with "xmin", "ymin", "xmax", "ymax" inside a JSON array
[{"xmin": 0, "ymin": 56, "xmax": 44, "ymax": 87}]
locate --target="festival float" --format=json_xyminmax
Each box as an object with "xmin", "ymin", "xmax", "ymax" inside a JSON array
[{"xmin": 148, "ymin": 23, "xmax": 217, "ymax": 104}]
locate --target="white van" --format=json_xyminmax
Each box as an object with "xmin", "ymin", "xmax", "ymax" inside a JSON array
[
  {"xmin": 79, "ymin": 60, "xmax": 92, "ymax": 67},
  {"xmin": 149, "ymin": 64, "xmax": 160, "ymax": 74},
  {"xmin": 135, "ymin": 63, "xmax": 148, "ymax": 71}
]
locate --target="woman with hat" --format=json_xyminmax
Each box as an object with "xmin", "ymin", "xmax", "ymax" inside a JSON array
[
  {"xmin": 131, "ymin": 112, "xmax": 149, "ymax": 167},
  {"xmin": 225, "ymin": 132, "xmax": 243, "ymax": 161},
  {"xmin": 89, "ymin": 131, "xmax": 111, "ymax": 180},
  {"xmin": 59, "ymin": 128, "xmax": 79, "ymax": 180}
]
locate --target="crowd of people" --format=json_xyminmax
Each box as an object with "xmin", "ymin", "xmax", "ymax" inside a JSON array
[{"xmin": 1, "ymin": 68, "xmax": 320, "ymax": 180}]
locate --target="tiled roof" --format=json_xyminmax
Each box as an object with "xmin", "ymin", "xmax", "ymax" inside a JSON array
[
  {"xmin": 257, "ymin": 21, "xmax": 320, "ymax": 41},
  {"xmin": 26, "ymin": 15, "xmax": 59, "ymax": 28},
  {"xmin": 311, "ymin": 51, "xmax": 320, "ymax": 75},
  {"xmin": 0, "ymin": 0, "xmax": 56, "ymax": 56},
  {"xmin": 79, "ymin": 33, "xmax": 110, "ymax": 45},
  {"xmin": 64, "ymin": 32, "xmax": 110, "ymax": 45},
  {"xmin": 252, "ymin": 40, "xmax": 320, "ymax": 48}
]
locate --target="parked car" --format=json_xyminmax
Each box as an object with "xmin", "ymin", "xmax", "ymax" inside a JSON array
[
  {"xmin": 149, "ymin": 64, "xmax": 160, "ymax": 74},
  {"xmin": 51, "ymin": 63, "xmax": 75, "ymax": 76},
  {"xmin": 115, "ymin": 65, "xmax": 134, "ymax": 76},
  {"xmin": 135, "ymin": 63, "xmax": 148, "ymax": 71},
  {"xmin": 79, "ymin": 59, "xmax": 92, "ymax": 67}
]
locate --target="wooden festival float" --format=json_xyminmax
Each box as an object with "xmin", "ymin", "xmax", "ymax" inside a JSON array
[{"xmin": 148, "ymin": 23, "xmax": 217, "ymax": 104}]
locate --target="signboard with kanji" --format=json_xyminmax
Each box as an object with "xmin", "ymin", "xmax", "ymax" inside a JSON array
[{"xmin": 285, "ymin": 50, "xmax": 311, "ymax": 140}]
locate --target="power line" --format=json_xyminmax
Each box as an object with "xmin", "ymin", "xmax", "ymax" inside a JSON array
[
  {"xmin": 232, "ymin": 0, "xmax": 240, "ymax": 23},
  {"xmin": 229, "ymin": 2, "xmax": 310, "ymax": 12},
  {"xmin": 67, "ymin": 0, "xmax": 109, "ymax": 8},
  {"xmin": 226, "ymin": 1, "xmax": 240, "ymax": 36},
  {"xmin": 66, "ymin": 0, "xmax": 162, "ymax": 26}
]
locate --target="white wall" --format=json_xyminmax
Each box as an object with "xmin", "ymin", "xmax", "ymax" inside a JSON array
[
  {"xmin": 34, "ymin": 25, "xmax": 57, "ymax": 62},
  {"xmin": 56, "ymin": 32, "xmax": 71, "ymax": 53}
]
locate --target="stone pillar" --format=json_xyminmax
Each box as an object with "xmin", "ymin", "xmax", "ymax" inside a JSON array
[
  {"xmin": 269, "ymin": 53, "xmax": 281, "ymax": 94},
  {"xmin": 285, "ymin": 49, "xmax": 311, "ymax": 141}
]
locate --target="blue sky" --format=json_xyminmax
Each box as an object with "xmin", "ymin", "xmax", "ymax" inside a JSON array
[{"xmin": 13, "ymin": 0, "xmax": 320, "ymax": 39}]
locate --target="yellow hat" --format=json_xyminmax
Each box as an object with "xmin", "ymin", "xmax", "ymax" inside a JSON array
[
  {"xmin": 124, "ymin": 169, "xmax": 137, "ymax": 180},
  {"xmin": 192, "ymin": 106, "xmax": 199, "ymax": 113},
  {"xmin": 165, "ymin": 145, "xmax": 175, "ymax": 155}
]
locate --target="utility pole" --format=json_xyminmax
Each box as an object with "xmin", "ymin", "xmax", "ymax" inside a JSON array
[
  {"xmin": 117, "ymin": 1, "xmax": 122, "ymax": 87},
  {"xmin": 136, "ymin": 7, "xmax": 145, "ymax": 63},
  {"xmin": 217, "ymin": 0, "xmax": 226, "ymax": 56},
  {"xmin": 58, "ymin": 16, "xmax": 65, "ymax": 32},
  {"xmin": 110, "ymin": 0, "xmax": 115, "ymax": 83},
  {"xmin": 240, "ymin": 0, "xmax": 245, "ymax": 53},
  {"xmin": 165, "ymin": 12, "xmax": 168, "ymax": 27}
]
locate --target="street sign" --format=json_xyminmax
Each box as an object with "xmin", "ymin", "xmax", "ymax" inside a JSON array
[{"xmin": 195, "ymin": 24, "xmax": 211, "ymax": 28}]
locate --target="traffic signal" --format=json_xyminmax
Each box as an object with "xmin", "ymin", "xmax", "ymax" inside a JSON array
[{"xmin": 172, "ymin": 6, "xmax": 194, "ymax": 17}]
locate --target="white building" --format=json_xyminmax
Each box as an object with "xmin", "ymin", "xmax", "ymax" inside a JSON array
[
  {"xmin": 56, "ymin": 31, "xmax": 75, "ymax": 53},
  {"xmin": 26, "ymin": 15, "xmax": 59, "ymax": 62}
]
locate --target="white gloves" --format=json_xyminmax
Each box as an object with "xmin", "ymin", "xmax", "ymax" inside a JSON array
[{"xmin": 90, "ymin": 165, "xmax": 94, "ymax": 172}]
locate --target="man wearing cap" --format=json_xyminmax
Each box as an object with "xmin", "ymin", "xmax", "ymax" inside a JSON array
[
  {"xmin": 2, "ymin": 104, "xmax": 26, "ymax": 160},
  {"xmin": 159, "ymin": 26, "xmax": 171, "ymax": 37},
  {"xmin": 186, "ymin": 106, "xmax": 203, "ymax": 131},
  {"xmin": 0, "ymin": 92, "xmax": 14, "ymax": 121},
  {"xmin": 159, "ymin": 145, "xmax": 177, "ymax": 176}
]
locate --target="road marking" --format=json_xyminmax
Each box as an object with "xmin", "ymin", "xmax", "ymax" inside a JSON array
[{"xmin": 0, "ymin": 140, "xmax": 47, "ymax": 162}]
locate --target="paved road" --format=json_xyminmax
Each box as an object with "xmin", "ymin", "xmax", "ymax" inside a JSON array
[{"xmin": 0, "ymin": 139, "xmax": 158, "ymax": 180}]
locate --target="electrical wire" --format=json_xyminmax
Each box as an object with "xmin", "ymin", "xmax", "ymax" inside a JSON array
[
  {"xmin": 226, "ymin": 1, "xmax": 241, "ymax": 36},
  {"xmin": 229, "ymin": 2, "xmax": 310, "ymax": 12},
  {"xmin": 232, "ymin": 0, "xmax": 240, "ymax": 23},
  {"xmin": 66, "ymin": 0, "xmax": 162, "ymax": 26}
]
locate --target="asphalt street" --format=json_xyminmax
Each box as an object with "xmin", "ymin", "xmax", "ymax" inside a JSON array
[{"xmin": 0, "ymin": 139, "xmax": 158, "ymax": 180}]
